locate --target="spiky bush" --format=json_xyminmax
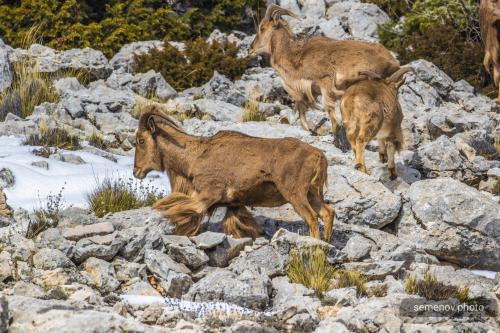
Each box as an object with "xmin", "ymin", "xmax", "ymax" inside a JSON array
[
  {"xmin": 0, "ymin": 0, "xmax": 265, "ymax": 58},
  {"xmin": 404, "ymin": 269, "xmax": 471, "ymax": 302},
  {"xmin": 87, "ymin": 177, "xmax": 165, "ymax": 218},
  {"xmin": 134, "ymin": 39, "xmax": 250, "ymax": 91},
  {"xmin": 241, "ymin": 98, "xmax": 266, "ymax": 122},
  {"xmin": 331, "ymin": 269, "xmax": 368, "ymax": 297}
]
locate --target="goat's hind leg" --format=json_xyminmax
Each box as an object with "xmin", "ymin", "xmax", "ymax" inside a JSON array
[
  {"xmin": 378, "ymin": 139, "xmax": 387, "ymax": 163},
  {"xmin": 386, "ymin": 141, "xmax": 397, "ymax": 180},
  {"xmin": 295, "ymin": 101, "xmax": 312, "ymax": 132}
]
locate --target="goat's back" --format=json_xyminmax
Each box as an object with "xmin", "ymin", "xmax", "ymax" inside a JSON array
[{"xmin": 295, "ymin": 38, "xmax": 399, "ymax": 82}]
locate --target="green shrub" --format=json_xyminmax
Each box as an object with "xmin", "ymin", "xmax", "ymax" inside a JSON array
[
  {"xmin": 24, "ymin": 127, "xmax": 80, "ymax": 150},
  {"xmin": 0, "ymin": 0, "xmax": 265, "ymax": 58},
  {"xmin": 134, "ymin": 38, "xmax": 250, "ymax": 91},
  {"xmin": 370, "ymin": 0, "xmax": 491, "ymax": 93},
  {"xmin": 287, "ymin": 247, "xmax": 336, "ymax": 297},
  {"xmin": 87, "ymin": 177, "xmax": 165, "ymax": 218}
]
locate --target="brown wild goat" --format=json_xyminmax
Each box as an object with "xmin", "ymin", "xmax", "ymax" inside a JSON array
[
  {"xmin": 133, "ymin": 106, "xmax": 334, "ymax": 241},
  {"xmin": 340, "ymin": 67, "xmax": 414, "ymax": 179},
  {"xmin": 249, "ymin": 4, "xmax": 400, "ymax": 133},
  {"xmin": 480, "ymin": 0, "xmax": 500, "ymax": 102}
]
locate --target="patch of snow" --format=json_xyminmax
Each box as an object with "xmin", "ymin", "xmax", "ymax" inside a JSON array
[
  {"xmin": 469, "ymin": 270, "xmax": 497, "ymax": 280},
  {"xmin": 120, "ymin": 295, "xmax": 264, "ymax": 318},
  {"xmin": 0, "ymin": 136, "xmax": 170, "ymax": 211}
]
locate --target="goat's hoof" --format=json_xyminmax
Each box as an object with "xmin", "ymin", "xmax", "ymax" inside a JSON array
[
  {"xmin": 309, "ymin": 129, "xmax": 319, "ymax": 136},
  {"xmin": 388, "ymin": 168, "xmax": 397, "ymax": 180},
  {"xmin": 354, "ymin": 163, "xmax": 362, "ymax": 170},
  {"xmin": 379, "ymin": 154, "xmax": 388, "ymax": 163}
]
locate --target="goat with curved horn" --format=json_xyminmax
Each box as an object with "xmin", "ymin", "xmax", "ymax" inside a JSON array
[
  {"xmin": 250, "ymin": 4, "xmax": 403, "ymax": 136},
  {"xmin": 133, "ymin": 105, "xmax": 335, "ymax": 241}
]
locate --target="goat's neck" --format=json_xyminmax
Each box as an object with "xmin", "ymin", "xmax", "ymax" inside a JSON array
[
  {"xmin": 269, "ymin": 28, "xmax": 301, "ymax": 77},
  {"xmin": 156, "ymin": 128, "xmax": 200, "ymax": 177}
]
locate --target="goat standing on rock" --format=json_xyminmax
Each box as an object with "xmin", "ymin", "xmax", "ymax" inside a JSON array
[
  {"xmin": 249, "ymin": 4, "xmax": 401, "ymax": 134},
  {"xmin": 340, "ymin": 67, "xmax": 414, "ymax": 179},
  {"xmin": 133, "ymin": 106, "xmax": 334, "ymax": 241}
]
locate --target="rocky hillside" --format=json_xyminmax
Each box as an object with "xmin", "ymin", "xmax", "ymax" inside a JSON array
[{"xmin": 0, "ymin": 0, "xmax": 499, "ymax": 332}]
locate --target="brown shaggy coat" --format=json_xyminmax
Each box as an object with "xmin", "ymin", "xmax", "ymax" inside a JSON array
[
  {"xmin": 480, "ymin": 0, "xmax": 500, "ymax": 102},
  {"xmin": 250, "ymin": 4, "xmax": 400, "ymax": 132},
  {"xmin": 133, "ymin": 106, "xmax": 334, "ymax": 241},
  {"xmin": 340, "ymin": 68, "xmax": 413, "ymax": 179}
]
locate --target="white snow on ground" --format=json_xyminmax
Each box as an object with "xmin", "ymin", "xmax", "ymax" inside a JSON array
[
  {"xmin": 469, "ymin": 270, "xmax": 498, "ymax": 280},
  {"xmin": 0, "ymin": 136, "xmax": 170, "ymax": 211},
  {"xmin": 120, "ymin": 295, "xmax": 265, "ymax": 318}
]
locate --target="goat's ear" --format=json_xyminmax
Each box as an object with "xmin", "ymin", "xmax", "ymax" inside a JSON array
[{"xmin": 147, "ymin": 116, "xmax": 157, "ymax": 134}]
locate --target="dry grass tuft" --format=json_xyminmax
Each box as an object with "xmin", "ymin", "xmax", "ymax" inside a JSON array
[
  {"xmin": 88, "ymin": 132, "xmax": 108, "ymax": 150},
  {"xmin": 287, "ymin": 247, "xmax": 336, "ymax": 297},
  {"xmin": 241, "ymin": 97, "xmax": 266, "ymax": 122},
  {"xmin": 331, "ymin": 269, "xmax": 367, "ymax": 297},
  {"xmin": 0, "ymin": 26, "xmax": 87, "ymax": 121},
  {"xmin": 26, "ymin": 188, "xmax": 65, "ymax": 239},
  {"xmin": 87, "ymin": 177, "xmax": 165, "ymax": 218},
  {"xmin": 24, "ymin": 126, "xmax": 80, "ymax": 150},
  {"xmin": 404, "ymin": 269, "xmax": 472, "ymax": 302}
]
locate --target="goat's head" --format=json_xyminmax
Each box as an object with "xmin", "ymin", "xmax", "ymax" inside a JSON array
[
  {"xmin": 133, "ymin": 106, "xmax": 163, "ymax": 179},
  {"xmin": 249, "ymin": 4, "xmax": 299, "ymax": 57}
]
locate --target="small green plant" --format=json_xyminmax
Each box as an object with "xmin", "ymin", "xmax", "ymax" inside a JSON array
[
  {"xmin": 287, "ymin": 247, "xmax": 336, "ymax": 296},
  {"xmin": 241, "ymin": 98, "xmax": 266, "ymax": 122},
  {"xmin": 134, "ymin": 38, "xmax": 250, "ymax": 91},
  {"xmin": 24, "ymin": 127, "xmax": 80, "ymax": 150},
  {"xmin": 331, "ymin": 269, "xmax": 367, "ymax": 297},
  {"xmin": 404, "ymin": 269, "xmax": 472, "ymax": 302},
  {"xmin": 26, "ymin": 187, "xmax": 65, "ymax": 239},
  {"xmin": 87, "ymin": 177, "xmax": 165, "ymax": 218},
  {"xmin": 88, "ymin": 132, "xmax": 108, "ymax": 150}
]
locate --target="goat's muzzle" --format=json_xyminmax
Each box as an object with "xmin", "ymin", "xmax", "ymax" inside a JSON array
[{"xmin": 133, "ymin": 167, "xmax": 145, "ymax": 180}]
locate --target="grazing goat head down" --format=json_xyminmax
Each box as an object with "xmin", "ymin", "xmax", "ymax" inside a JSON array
[
  {"xmin": 340, "ymin": 67, "xmax": 414, "ymax": 179},
  {"xmin": 480, "ymin": 0, "xmax": 500, "ymax": 103},
  {"xmin": 249, "ymin": 4, "xmax": 401, "ymax": 135},
  {"xmin": 133, "ymin": 106, "xmax": 334, "ymax": 241}
]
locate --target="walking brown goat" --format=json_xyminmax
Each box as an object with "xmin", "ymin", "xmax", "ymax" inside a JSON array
[
  {"xmin": 340, "ymin": 67, "xmax": 413, "ymax": 179},
  {"xmin": 249, "ymin": 4, "xmax": 400, "ymax": 133},
  {"xmin": 133, "ymin": 106, "xmax": 334, "ymax": 241},
  {"xmin": 480, "ymin": 0, "xmax": 500, "ymax": 103}
]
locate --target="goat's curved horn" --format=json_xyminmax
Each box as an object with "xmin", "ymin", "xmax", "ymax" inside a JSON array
[
  {"xmin": 264, "ymin": 4, "xmax": 300, "ymax": 22},
  {"xmin": 387, "ymin": 67, "xmax": 415, "ymax": 84}
]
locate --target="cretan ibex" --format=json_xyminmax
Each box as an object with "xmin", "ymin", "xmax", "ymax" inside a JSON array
[
  {"xmin": 480, "ymin": 0, "xmax": 500, "ymax": 102},
  {"xmin": 249, "ymin": 4, "xmax": 400, "ymax": 134},
  {"xmin": 339, "ymin": 67, "xmax": 414, "ymax": 179},
  {"xmin": 133, "ymin": 106, "xmax": 334, "ymax": 241}
]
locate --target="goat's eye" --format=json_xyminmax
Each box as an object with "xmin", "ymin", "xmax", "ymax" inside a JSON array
[{"xmin": 138, "ymin": 139, "xmax": 145, "ymax": 145}]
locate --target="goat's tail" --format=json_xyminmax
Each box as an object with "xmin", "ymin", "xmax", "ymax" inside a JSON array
[
  {"xmin": 153, "ymin": 192, "xmax": 208, "ymax": 236},
  {"xmin": 222, "ymin": 206, "xmax": 262, "ymax": 239}
]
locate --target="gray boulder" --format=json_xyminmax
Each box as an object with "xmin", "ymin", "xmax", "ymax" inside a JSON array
[
  {"xmin": 271, "ymin": 276, "xmax": 321, "ymax": 332},
  {"xmin": 184, "ymin": 267, "xmax": 271, "ymax": 310},
  {"xmin": 409, "ymin": 59, "xmax": 454, "ymax": 97},
  {"xmin": 0, "ymin": 168, "xmax": 15, "ymax": 188},
  {"xmin": 200, "ymin": 71, "xmax": 248, "ymax": 107},
  {"xmin": 0, "ymin": 296, "xmax": 7, "ymax": 333},
  {"xmin": 33, "ymin": 248, "xmax": 74, "ymax": 270},
  {"xmin": 118, "ymin": 226, "xmax": 163, "ymax": 262},
  {"xmin": 50, "ymin": 153, "xmax": 86, "ymax": 165},
  {"xmin": 234, "ymin": 67, "xmax": 287, "ymax": 103},
  {"xmin": 35, "ymin": 228, "xmax": 74, "ymax": 257},
  {"xmin": 326, "ymin": 165, "xmax": 401, "ymax": 228},
  {"xmin": 162, "ymin": 235, "xmax": 209, "ymax": 270},
  {"xmin": 205, "ymin": 235, "xmax": 253, "ymax": 267},
  {"xmin": 11, "ymin": 44, "xmax": 112, "ymax": 80},
  {"xmin": 72, "ymin": 232, "xmax": 125, "ymax": 263},
  {"xmin": 144, "ymin": 249, "xmax": 192, "ymax": 297},
  {"xmin": 399, "ymin": 178, "xmax": 500, "ymax": 270},
  {"xmin": 82, "ymin": 257, "xmax": 120, "ymax": 293},
  {"xmin": 61, "ymin": 222, "xmax": 115, "ymax": 241},
  {"xmin": 107, "ymin": 70, "xmax": 176, "ymax": 101},
  {"xmin": 229, "ymin": 244, "xmax": 287, "ymax": 277},
  {"xmin": 327, "ymin": 1, "xmax": 390, "ymax": 39},
  {"xmin": 0, "ymin": 41, "xmax": 12, "ymax": 93},
  {"xmin": 342, "ymin": 261, "xmax": 405, "ymax": 280},
  {"xmin": 191, "ymin": 231, "xmax": 226, "ymax": 249},
  {"xmin": 193, "ymin": 98, "xmax": 244, "ymax": 122}
]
